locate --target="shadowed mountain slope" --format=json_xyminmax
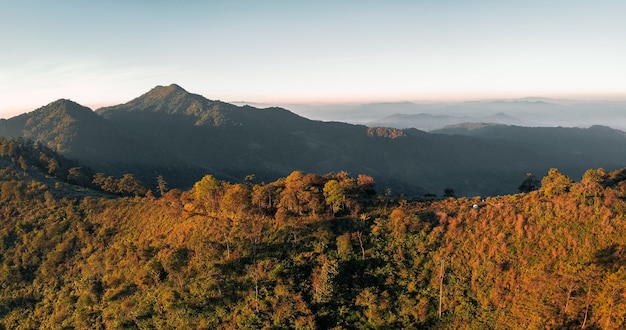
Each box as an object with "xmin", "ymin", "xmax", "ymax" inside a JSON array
[
  {"xmin": 0, "ymin": 99, "xmax": 131, "ymax": 163},
  {"xmin": 2, "ymin": 84, "xmax": 626, "ymax": 196},
  {"xmin": 432, "ymin": 124, "xmax": 626, "ymax": 176},
  {"xmin": 0, "ymin": 98, "xmax": 201, "ymax": 187},
  {"xmin": 95, "ymin": 85, "xmax": 534, "ymax": 195}
]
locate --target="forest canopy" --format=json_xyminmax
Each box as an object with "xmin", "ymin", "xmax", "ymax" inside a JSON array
[{"xmin": 1, "ymin": 140, "xmax": 626, "ymax": 329}]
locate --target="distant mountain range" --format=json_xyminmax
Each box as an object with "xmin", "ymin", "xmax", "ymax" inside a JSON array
[
  {"xmin": 278, "ymin": 99, "xmax": 626, "ymax": 131},
  {"xmin": 368, "ymin": 112, "xmax": 537, "ymax": 131},
  {"xmin": 2, "ymin": 84, "xmax": 626, "ymax": 196}
]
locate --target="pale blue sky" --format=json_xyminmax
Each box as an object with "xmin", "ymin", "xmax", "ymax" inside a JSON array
[{"xmin": 1, "ymin": 0, "xmax": 625, "ymax": 117}]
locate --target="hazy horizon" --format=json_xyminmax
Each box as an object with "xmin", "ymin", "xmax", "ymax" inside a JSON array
[
  {"xmin": 2, "ymin": 1, "xmax": 625, "ymax": 118},
  {"xmin": 3, "ymin": 86, "xmax": 626, "ymax": 133},
  {"xmin": 4, "ymin": 82, "xmax": 626, "ymax": 118}
]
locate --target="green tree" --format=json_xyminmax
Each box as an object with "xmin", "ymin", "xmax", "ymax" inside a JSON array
[
  {"xmin": 280, "ymin": 171, "xmax": 307, "ymax": 215},
  {"xmin": 311, "ymin": 254, "xmax": 338, "ymax": 304},
  {"xmin": 251, "ymin": 182, "xmax": 279, "ymax": 214},
  {"xmin": 193, "ymin": 174, "xmax": 220, "ymax": 212},
  {"xmin": 336, "ymin": 232, "xmax": 354, "ymax": 260},
  {"xmin": 118, "ymin": 173, "xmax": 147, "ymax": 196},
  {"xmin": 323, "ymin": 179, "xmax": 345, "ymax": 214},
  {"xmin": 576, "ymin": 168, "xmax": 606, "ymax": 197},
  {"xmin": 540, "ymin": 168, "xmax": 573, "ymax": 197},
  {"xmin": 93, "ymin": 173, "xmax": 118, "ymax": 192}
]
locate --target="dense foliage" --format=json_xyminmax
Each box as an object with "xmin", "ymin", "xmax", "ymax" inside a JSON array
[{"xmin": 1, "ymin": 143, "xmax": 626, "ymax": 328}]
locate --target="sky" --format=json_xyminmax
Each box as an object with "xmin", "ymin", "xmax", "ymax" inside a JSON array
[{"xmin": 1, "ymin": 0, "xmax": 625, "ymax": 118}]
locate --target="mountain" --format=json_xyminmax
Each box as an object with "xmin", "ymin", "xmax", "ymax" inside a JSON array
[
  {"xmin": 267, "ymin": 101, "xmax": 434, "ymax": 124},
  {"xmin": 98, "ymin": 84, "xmax": 236, "ymax": 122},
  {"xmin": 95, "ymin": 85, "xmax": 539, "ymax": 196},
  {"xmin": 2, "ymin": 84, "xmax": 626, "ymax": 196},
  {"xmin": 0, "ymin": 99, "xmax": 127, "ymax": 166},
  {"xmin": 0, "ymin": 98, "xmax": 196, "ymax": 183},
  {"xmin": 95, "ymin": 84, "xmax": 369, "ymax": 186},
  {"xmin": 0, "ymin": 99, "xmax": 112, "ymax": 153},
  {"xmin": 291, "ymin": 99, "xmax": 626, "ymax": 131},
  {"xmin": 367, "ymin": 112, "xmax": 535, "ymax": 131},
  {"xmin": 432, "ymin": 123, "xmax": 626, "ymax": 177}
]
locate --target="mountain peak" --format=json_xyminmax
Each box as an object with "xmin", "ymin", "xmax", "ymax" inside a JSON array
[
  {"xmin": 148, "ymin": 83, "xmax": 189, "ymax": 97},
  {"xmin": 95, "ymin": 84, "xmax": 252, "ymax": 127},
  {"xmin": 0, "ymin": 98, "xmax": 110, "ymax": 155},
  {"xmin": 37, "ymin": 99, "xmax": 94, "ymax": 118},
  {"xmin": 140, "ymin": 83, "xmax": 193, "ymax": 103},
  {"xmin": 49, "ymin": 98, "xmax": 79, "ymax": 106},
  {"xmin": 97, "ymin": 83, "xmax": 214, "ymax": 117}
]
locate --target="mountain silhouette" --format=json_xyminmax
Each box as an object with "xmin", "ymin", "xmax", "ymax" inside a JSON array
[
  {"xmin": 368, "ymin": 112, "xmax": 536, "ymax": 131},
  {"xmin": 0, "ymin": 99, "xmax": 122, "ymax": 159},
  {"xmin": 2, "ymin": 84, "xmax": 626, "ymax": 196},
  {"xmin": 432, "ymin": 123, "xmax": 626, "ymax": 177}
]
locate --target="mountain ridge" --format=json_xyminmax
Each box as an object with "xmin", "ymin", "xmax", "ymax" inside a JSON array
[
  {"xmin": 368, "ymin": 112, "xmax": 538, "ymax": 131},
  {"xmin": 1, "ymin": 99, "xmax": 113, "ymax": 154},
  {"xmin": 2, "ymin": 85, "xmax": 626, "ymax": 196}
]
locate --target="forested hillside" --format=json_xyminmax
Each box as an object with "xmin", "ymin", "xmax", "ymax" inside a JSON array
[{"xmin": 1, "ymin": 142, "xmax": 625, "ymax": 329}]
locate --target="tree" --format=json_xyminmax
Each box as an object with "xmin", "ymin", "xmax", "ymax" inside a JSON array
[
  {"xmin": 46, "ymin": 158, "xmax": 59, "ymax": 175},
  {"xmin": 280, "ymin": 171, "xmax": 307, "ymax": 215},
  {"xmin": 311, "ymin": 254, "xmax": 338, "ymax": 304},
  {"xmin": 540, "ymin": 168, "xmax": 573, "ymax": 197},
  {"xmin": 220, "ymin": 183, "xmax": 250, "ymax": 217},
  {"xmin": 336, "ymin": 232, "xmax": 353, "ymax": 260},
  {"xmin": 1, "ymin": 181, "xmax": 16, "ymax": 200},
  {"xmin": 443, "ymin": 188, "xmax": 455, "ymax": 198},
  {"xmin": 576, "ymin": 168, "xmax": 606, "ymax": 197},
  {"xmin": 193, "ymin": 174, "xmax": 220, "ymax": 212},
  {"xmin": 355, "ymin": 287, "xmax": 392, "ymax": 327},
  {"xmin": 93, "ymin": 173, "xmax": 118, "ymax": 193},
  {"xmin": 518, "ymin": 173, "xmax": 540, "ymax": 193},
  {"xmin": 438, "ymin": 259, "xmax": 445, "ymax": 319},
  {"xmin": 155, "ymin": 175, "xmax": 167, "ymax": 196},
  {"xmin": 67, "ymin": 167, "xmax": 90, "ymax": 186},
  {"xmin": 279, "ymin": 171, "xmax": 324, "ymax": 217},
  {"xmin": 323, "ymin": 179, "xmax": 345, "ymax": 214},
  {"xmin": 357, "ymin": 174, "xmax": 375, "ymax": 192},
  {"xmin": 251, "ymin": 183, "xmax": 279, "ymax": 214},
  {"xmin": 118, "ymin": 173, "xmax": 148, "ymax": 196},
  {"xmin": 18, "ymin": 156, "xmax": 28, "ymax": 174}
]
